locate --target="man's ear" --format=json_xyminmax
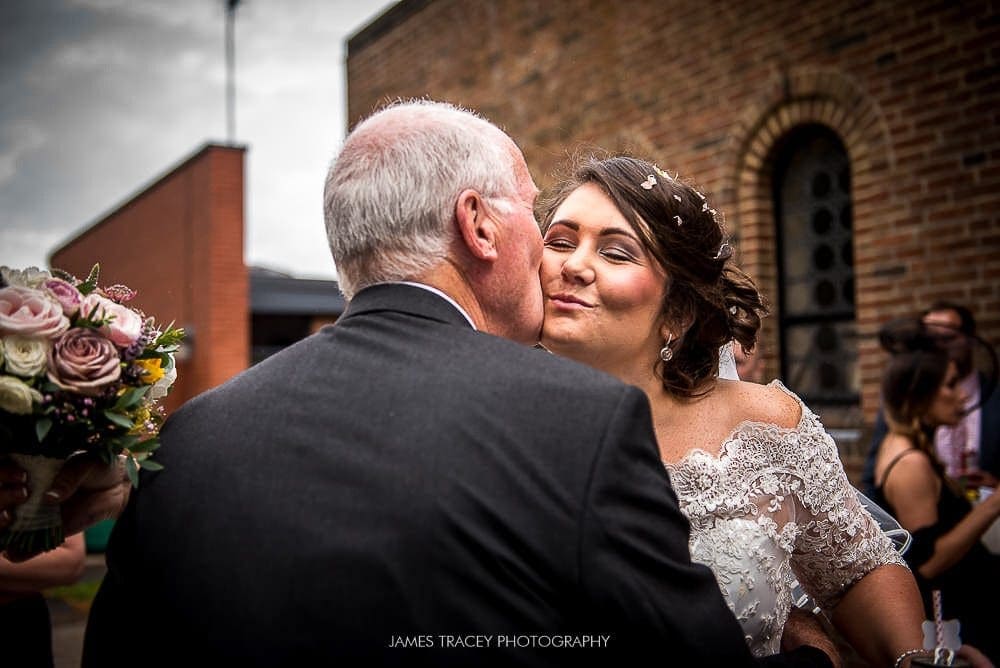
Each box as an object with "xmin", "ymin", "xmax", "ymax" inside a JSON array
[{"xmin": 455, "ymin": 189, "xmax": 499, "ymax": 262}]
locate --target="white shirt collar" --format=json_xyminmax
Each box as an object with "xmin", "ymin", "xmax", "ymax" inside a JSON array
[{"xmin": 396, "ymin": 281, "xmax": 477, "ymax": 330}]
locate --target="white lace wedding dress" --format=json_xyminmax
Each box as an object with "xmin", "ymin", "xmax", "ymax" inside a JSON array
[{"xmin": 665, "ymin": 380, "xmax": 905, "ymax": 656}]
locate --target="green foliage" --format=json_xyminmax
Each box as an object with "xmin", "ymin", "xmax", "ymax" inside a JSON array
[
  {"xmin": 124, "ymin": 455, "xmax": 139, "ymax": 487},
  {"xmin": 152, "ymin": 323, "xmax": 185, "ymax": 350},
  {"xmin": 76, "ymin": 263, "xmax": 101, "ymax": 296},
  {"xmin": 113, "ymin": 386, "xmax": 149, "ymax": 411},
  {"xmin": 35, "ymin": 417, "xmax": 52, "ymax": 443},
  {"xmin": 102, "ymin": 410, "xmax": 134, "ymax": 430}
]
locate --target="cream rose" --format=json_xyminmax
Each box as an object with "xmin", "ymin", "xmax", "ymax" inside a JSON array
[
  {"xmin": 0, "ymin": 375, "xmax": 43, "ymax": 414},
  {"xmin": 2, "ymin": 335, "xmax": 49, "ymax": 377},
  {"xmin": 0, "ymin": 286, "xmax": 70, "ymax": 339},
  {"xmin": 47, "ymin": 328, "xmax": 121, "ymax": 395},
  {"xmin": 81, "ymin": 294, "xmax": 143, "ymax": 348},
  {"xmin": 0, "ymin": 266, "xmax": 51, "ymax": 289}
]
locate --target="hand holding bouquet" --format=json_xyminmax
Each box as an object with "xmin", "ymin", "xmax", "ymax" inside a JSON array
[{"xmin": 0, "ymin": 264, "xmax": 183, "ymax": 553}]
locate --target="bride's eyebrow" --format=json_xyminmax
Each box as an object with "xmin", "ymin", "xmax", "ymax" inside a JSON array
[
  {"xmin": 546, "ymin": 220, "xmax": 578, "ymax": 231},
  {"xmin": 600, "ymin": 227, "xmax": 639, "ymax": 240}
]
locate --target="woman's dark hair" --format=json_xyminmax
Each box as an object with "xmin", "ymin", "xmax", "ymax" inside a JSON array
[
  {"xmin": 540, "ymin": 155, "xmax": 768, "ymax": 397},
  {"xmin": 878, "ymin": 318, "xmax": 952, "ymax": 469}
]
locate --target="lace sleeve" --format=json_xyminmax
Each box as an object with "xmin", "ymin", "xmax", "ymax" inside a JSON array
[{"xmin": 784, "ymin": 403, "xmax": 907, "ymax": 610}]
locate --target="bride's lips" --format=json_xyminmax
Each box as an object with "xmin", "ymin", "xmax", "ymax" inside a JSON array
[{"xmin": 548, "ymin": 292, "xmax": 593, "ymax": 310}]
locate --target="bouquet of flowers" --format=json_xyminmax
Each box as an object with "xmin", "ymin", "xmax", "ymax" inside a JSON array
[{"xmin": 0, "ymin": 264, "xmax": 183, "ymax": 553}]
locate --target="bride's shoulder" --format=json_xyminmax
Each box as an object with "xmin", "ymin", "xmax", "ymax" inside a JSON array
[{"xmin": 718, "ymin": 379, "xmax": 802, "ymax": 430}]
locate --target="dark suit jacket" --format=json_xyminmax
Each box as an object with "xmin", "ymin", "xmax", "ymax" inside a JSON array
[
  {"xmin": 861, "ymin": 372, "xmax": 1000, "ymax": 498},
  {"xmin": 84, "ymin": 284, "xmax": 827, "ymax": 667}
]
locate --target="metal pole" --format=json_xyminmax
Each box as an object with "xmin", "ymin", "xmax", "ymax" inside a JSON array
[{"xmin": 225, "ymin": 0, "xmax": 239, "ymax": 143}]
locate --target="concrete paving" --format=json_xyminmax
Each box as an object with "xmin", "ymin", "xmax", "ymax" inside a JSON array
[{"xmin": 48, "ymin": 554, "xmax": 105, "ymax": 668}]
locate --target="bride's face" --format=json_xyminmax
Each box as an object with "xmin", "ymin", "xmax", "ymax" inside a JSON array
[{"xmin": 539, "ymin": 183, "xmax": 667, "ymax": 373}]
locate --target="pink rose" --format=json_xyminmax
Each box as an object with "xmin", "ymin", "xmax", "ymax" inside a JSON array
[
  {"xmin": 0, "ymin": 286, "xmax": 70, "ymax": 339},
  {"xmin": 81, "ymin": 294, "xmax": 143, "ymax": 348},
  {"xmin": 44, "ymin": 278, "xmax": 83, "ymax": 317},
  {"xmin": 47, "ymin": 328, "xmax": 121, "ymax": 395}
]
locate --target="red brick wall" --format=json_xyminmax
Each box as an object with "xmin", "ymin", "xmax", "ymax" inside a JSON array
[
  {"xmin": 50, "ymin": 144, "xmax": 248, "ymax": 413},
  {"xmin": 347, "ymin": 0, "xmax": 1000, "ymax": 445}
]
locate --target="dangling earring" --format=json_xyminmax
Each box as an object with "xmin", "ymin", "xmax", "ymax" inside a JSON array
[{"xmin": 660, "ymin": 333, "xmax": 674, "ymax": 362}]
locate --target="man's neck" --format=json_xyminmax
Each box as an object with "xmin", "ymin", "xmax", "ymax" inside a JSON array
[
  {"xmin": 412, "ymin": 262, "xmax": 488, "ymax": 334},
  {"xmin": 397, "ymin": 281, "xmax": 476, "ymax": 330}
]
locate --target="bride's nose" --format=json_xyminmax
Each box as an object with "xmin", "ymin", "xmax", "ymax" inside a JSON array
[{"xmin": 561, "ymin": 249, "xmax": 595, "ymax": 284}]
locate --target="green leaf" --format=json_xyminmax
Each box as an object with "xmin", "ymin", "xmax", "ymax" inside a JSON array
[
  {"xmin": 40, "ymin": 380, "xmax": 62, "ymax": 394},
  {"xmin": 139, "ymin": 460, "xmax": 164, "ymax": 472},
  {"xmin": 128, "ymin": 437, "xmax": 160, "ymax": 454},
  {"xmin": 103, "ymin": 410, "xmax": 135, "ymax": 430},
  {"xmin": 124, "ymin": 455, "xmax": 139, "ymax": 488},
  {"xmin": 50, "ymin": 267, "xmax": 76, "ymax": 283},
  {"xmin": 152, "ymin": 325, "xmax": 185, "ymax": 350},
  {"xmin": 113, "ymin": 386, "xmax": 150, "ymax": 411},
  {"xmin": 136, "ymin": 351, "xmax": 171, "ymax": 368},
  {"xmin": 77, "ymin": 263, "xmax": 100, "ymax": 296},
  {"xmin": 109, "ymin": 434, "xmax": 140, "ymax": 451},
  {"xmin": 35, "ymin": 417, "xmax": 52, "ymax": 443}
]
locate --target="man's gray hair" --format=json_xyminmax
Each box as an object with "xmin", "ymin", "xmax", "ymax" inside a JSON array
[{"xmin": 323, "ymin": 100, "xmax": 519, "ymax": 299}]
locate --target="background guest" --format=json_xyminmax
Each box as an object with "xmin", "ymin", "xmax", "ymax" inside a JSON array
[
  {"xmin": 870, "ymin": 319, "xmax": 1000, "ymax": 663},
  {"xmin": 863, "ymin": 302, "xmax": 999, "ymax": 499}
]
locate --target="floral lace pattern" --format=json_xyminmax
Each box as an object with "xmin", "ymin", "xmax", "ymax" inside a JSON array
[{"xmin": 665, "ymin": 381, "xmax": 904, "ymax": 656}]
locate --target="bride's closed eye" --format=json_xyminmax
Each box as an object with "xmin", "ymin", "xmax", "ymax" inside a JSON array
[
  {"xmin": 543, "ymin": 235, "xmax": 576, "ymax": 251},
  {"xmin": 600, "ymin": 244, "xmax": 640, "ymax": 263}
]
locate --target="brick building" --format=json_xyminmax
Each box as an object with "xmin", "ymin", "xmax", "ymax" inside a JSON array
[
  {"xmin": 347, "ymin": 0, "xmax": 1000, "ymax": 468},
  {"xmin": 50, "ymin": 144, "xmax": 344, "ymax": 414}
]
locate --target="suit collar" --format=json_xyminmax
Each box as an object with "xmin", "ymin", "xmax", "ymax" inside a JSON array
[{"xmin": 340, "ymin": 282, "xmax": 474, "ymax": 330}]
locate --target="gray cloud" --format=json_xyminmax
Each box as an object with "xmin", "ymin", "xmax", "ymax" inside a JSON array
[{"xmin": 0, "ymin": 0, "xmax": 395, "ymax": 278}]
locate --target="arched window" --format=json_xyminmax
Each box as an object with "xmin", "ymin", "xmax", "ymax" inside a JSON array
[{"xmin": 773, "ymin": 125, "xmax": 857, "ymax": 409}]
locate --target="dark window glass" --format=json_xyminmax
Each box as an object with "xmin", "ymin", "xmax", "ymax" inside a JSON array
[{"xmin": 773, "ymin": 126, "xmax": 857, "ymax": 407}]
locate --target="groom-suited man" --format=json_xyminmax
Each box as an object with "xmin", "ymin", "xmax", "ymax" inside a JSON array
[{"xmin": 82, "ymin": 101, "xmax": 832, "ymax": 667}]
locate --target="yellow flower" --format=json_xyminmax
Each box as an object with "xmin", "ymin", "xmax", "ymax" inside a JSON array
[
  {"xmin": 128, "ymin": 406, "xmax": 152, "ymax": 435},
  {"xmin": 135, "ymin": 358, "xmax": 165, "ymax": 385}
]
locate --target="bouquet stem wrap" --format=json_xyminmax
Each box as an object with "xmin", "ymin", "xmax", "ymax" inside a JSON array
[{"xmin": 0, "ymin": 453, "xmax": 65, "ymax": 553}]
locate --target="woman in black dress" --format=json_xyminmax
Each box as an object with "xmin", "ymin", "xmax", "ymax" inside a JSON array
[{"xmin": 872, "ymin": 320, "xmax": 1000, "ymax": 663}]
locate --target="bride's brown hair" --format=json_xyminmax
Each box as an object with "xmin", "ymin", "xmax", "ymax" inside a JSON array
[{"xmin": 540, "ymin": 156, "xmax": 768, "ymax": 398}]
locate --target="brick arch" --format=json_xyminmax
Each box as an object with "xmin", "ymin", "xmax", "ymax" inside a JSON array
[{"xmin": 725, "ymin": 67, "xmax": 892, "ymax": 427}]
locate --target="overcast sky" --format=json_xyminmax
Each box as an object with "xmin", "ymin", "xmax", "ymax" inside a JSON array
[{"xmin": 0, "ymin": 0, "xmax": 397, "ymax": 280}]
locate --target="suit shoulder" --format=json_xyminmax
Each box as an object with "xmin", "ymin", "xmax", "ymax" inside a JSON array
[
  {"xmin": 167, "ymin": 334, "xmax": 325, "ymax": 419},
  {"xmin": 476, "ymin": 335, "xmax": 631, "ymax": 392}
]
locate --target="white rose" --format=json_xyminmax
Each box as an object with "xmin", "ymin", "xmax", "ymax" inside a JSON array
[
  {"xmin": 148, "ymin": 355, "xmax": 178, "ymax": 401},
  {"xmin": 0, "ymin": 375, "xmax": 42, "ymax": 415},
  {"xmin": 2, "ymin": 336, "xmax": 49, "ymax": 377},
  {"xmin": 1, "ymin": 266, "xmax": 52, "ymax": 288}
]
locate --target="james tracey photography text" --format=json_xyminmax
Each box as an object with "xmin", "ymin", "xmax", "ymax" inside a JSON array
[{"xmin": 387, "ymin": 634, "xmax": 612, "ymax": 649}]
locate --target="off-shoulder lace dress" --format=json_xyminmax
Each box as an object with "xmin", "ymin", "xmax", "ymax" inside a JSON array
[{"xmin": 664, "ymin": 381, "xmax": 905, "ymax": 656}]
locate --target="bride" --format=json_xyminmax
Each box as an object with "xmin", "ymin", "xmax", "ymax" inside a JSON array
[{"xmin": 537, "ymin": 155, "xmax": 925, "ymax": 665}]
